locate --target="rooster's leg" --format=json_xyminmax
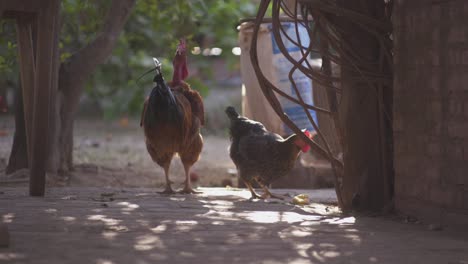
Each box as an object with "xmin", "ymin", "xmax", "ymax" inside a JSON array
[
  {"xmin": 178, "ymin": 164, "xmax": 201, "ymax": 194},
  {"xmin": 255, "ymin": 179, "xmax": 285, "ymax": 200},
  {"xmin": 158, "ymin": 165, "xmax": 175, "ymax": 195}
]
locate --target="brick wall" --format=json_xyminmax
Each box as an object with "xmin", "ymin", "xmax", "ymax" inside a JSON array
[{"xmin": 393, "ymin": 0, "xmax": 468, "ymax": 228}]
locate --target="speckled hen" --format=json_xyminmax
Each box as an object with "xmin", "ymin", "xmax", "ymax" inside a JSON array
[{"xmin": 225, "ymin": 106, "xmax": 312, "ymax": 199}]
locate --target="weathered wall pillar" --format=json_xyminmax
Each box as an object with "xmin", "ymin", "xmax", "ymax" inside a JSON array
[{"xmin": 393, "ymin": 0, "xmax": 468, "ymax": 228}]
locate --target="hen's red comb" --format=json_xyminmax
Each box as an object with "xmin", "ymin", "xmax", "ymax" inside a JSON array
[{"xmin": 304, "ymin": 130, "xmax": 312, "ymax": 138}]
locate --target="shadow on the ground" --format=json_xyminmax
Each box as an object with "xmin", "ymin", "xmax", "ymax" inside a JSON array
[{"xmin": 0, "ymin": 187, "xmax": 467, "ymax": 264}]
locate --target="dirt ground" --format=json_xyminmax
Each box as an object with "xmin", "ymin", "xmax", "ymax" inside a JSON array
[
  {"xmin": 1, "ymin": 187, "xmax": 468, "ymax": 264},
  {"xmin": 0, "ymin": 87, "xmax": 244, "ymax": 189},
  {"xmin": 0, "ymin": 116, "xmax": 239, "ymax": 189}
]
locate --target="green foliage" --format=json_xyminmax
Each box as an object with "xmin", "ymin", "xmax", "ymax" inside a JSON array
[
  {"xmin": 73, "ymin": 0, "xmax": 256, "ymax": 118},
  {"xmin": 0, "ymin": 0, "xmax": 257, "ymax": 118},
  {"xmin": 0, "ymin": 20, "xmax": 18, "ymax": 82}
]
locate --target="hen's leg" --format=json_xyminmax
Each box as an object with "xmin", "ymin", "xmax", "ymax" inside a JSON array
[
  {"xmin": 243, "ymin": 180, "xmax": 261, "ymax": 200},
  {"xmin": 238, "ymin": 171, "xmax": 261, "ymax": 199},
  {"xmin": 178, "ymin": 164, "xmax": 201, "ymax": 194},
  {"xmin": 255, "ymin": 178, "xmax": 285, "ymax": 200},
  {"xmin": 261, "ymin": 188, "xmax": 285, "ymax": 200}
]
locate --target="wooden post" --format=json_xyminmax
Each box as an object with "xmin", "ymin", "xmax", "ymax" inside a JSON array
[
  {"xmin": 336, "ymin": 0, "xmax": 391, "ymax": 211},
  {"xmin": 47, "ymin": 0, "xmax": 61, "ymax": 173},
  {"xmin": 29, "ymin": 0, "xmax": 59, "ymax": 196},
  {"xmin": 15, "ymin": 14, "xmax": 36, "ymax": 163}
]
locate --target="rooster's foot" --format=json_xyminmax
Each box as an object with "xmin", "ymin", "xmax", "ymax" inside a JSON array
[
  {"xmin": 178, "ymin": 187, "xmax": 201, "ymax": 194},
  {"xmin": 158, "ymin": 186, "xmax": 176, "ymax": 195}
]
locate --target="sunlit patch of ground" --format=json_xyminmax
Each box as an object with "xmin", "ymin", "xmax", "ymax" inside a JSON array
[{"xmin": 1, "ymin": 187, "xmax": 467, "ymax": 264}]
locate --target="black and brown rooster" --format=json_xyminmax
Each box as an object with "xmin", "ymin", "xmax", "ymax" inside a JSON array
[{"xmin": 141, "ymin": 39, "xmax": 204, "ymax": 194}]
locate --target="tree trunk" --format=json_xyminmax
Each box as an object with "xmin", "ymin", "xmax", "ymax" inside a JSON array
[
  {"xmin": 51, "ymin": 89, "xmax": 76, "ymax": 174},
  {"xmin": 49, "ymin": 0, "xmax": 136, "ymax": 175},
  {"xmin": 6, "ymin": 85, "xmax": 29, "ymax": 174},
  {"xmin": 7, "ymin": 0, "xmax": 136, "ymax": 176},
  {"xmin": 337, "ymin": 0, "xmax": 393, "ymax": 211}
]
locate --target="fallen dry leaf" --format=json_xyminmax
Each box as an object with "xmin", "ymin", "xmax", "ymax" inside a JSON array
[{"xmin": 292, "ymin": 194, "xmax": 310, "ymax": 205}]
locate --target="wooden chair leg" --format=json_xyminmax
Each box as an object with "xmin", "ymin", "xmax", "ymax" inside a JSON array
[
  {"xmin": 16, "ymin": 15, "xmax": 35, "ymax": 162},
  {"xmin": 29, "ymin": 0, "xmax": 60, "ymax": 196}
]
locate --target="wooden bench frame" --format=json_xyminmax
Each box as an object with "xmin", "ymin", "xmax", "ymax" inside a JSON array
[{"xmin": 1, "ymin": 0, "xmax": 60, "ymax": 196}]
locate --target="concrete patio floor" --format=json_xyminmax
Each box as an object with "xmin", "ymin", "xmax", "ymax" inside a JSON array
[{"xmin": 0, "ymin": 187, "xmax": 467, "ymax": 264}]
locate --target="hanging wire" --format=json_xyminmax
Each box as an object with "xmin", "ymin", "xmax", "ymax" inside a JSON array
[{"xmin": 248, "ymin": 0, "xmax": 393, "ymax": 209}]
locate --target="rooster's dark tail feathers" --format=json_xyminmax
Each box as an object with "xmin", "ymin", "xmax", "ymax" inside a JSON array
[{"xmin": 143, "ymin": 72, "xmax": 182, "ymax": 128}]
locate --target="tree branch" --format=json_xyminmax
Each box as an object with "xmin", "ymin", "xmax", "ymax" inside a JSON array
[{"xmin": 59, "ymin": 0, "xmax": 136, "ymax": 96}]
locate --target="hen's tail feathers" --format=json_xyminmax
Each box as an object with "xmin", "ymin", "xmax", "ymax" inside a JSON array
[
  {"xmin": 225, "ymin": 106, "xmax": 240, "ymax": 120},
  {"xmin": 143, "ymin": 72, "xmax": 183, "ymax": 128}
]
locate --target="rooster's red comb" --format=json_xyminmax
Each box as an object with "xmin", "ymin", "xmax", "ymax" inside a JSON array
[
  {"xmin": 172, "ymin": 38, "xmax": 189, "ymax": 84},
  {"xmin": 176, "ymin": 39, "xmax": 186, "ymax": 54}
]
